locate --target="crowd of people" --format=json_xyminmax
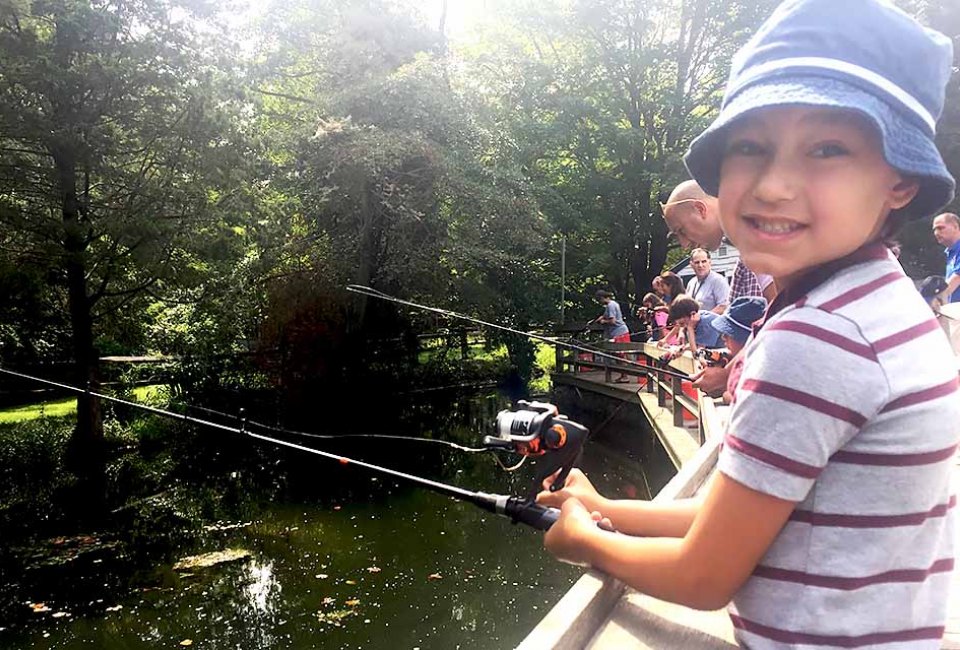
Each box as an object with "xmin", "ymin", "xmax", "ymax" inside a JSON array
[{"xmin": 597, "ymin": 201, "xmax": 960, "ymax": 404}]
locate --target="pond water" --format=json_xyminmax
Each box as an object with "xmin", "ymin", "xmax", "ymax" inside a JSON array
[{"xmin": 0, "ymin": 391, "xmax": 654, "ymax": 650}]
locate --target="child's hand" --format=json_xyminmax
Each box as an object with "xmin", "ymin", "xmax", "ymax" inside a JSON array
[
  {"xmin": 536, "ymin": 468, "xmax": 606, "ymax": 513},
  {"xmin": 692, "ymin": 365, "xmax": 730, "ymax": 398},
  {"xmin": 543, "ymin": 497, "xmax": 597, "ymax": 566}
]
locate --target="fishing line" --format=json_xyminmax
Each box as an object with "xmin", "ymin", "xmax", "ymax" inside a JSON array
[
  {"xmin": 0, "ymin": 366, "xmax": 586, "ymax": 532},
  {"xmin": 345, "ymin": 285, "xmax": 692, "ymax": 382},
  {"xmin": 185, "ymin": 403, "xmax": 528, "ymax": 472},
  {"xmin": 178, "ymin": 401, "xmax": 495, "ymax": 455}
]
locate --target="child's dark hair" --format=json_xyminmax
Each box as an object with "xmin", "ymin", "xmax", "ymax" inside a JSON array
[
  {"xmin": 669, "ymin": 296, "xmax": 699, "ymax": 321},
  {"xmin": 642, "ymin": 292, "xmax": 665, "ymax": 308},
  {"xmin": 595, "ymin": 289, "xmax": 613, "ymax": 300},
  {"xmin": 659, "ymin": 272, "xmax": 685, "ymax": 299}
]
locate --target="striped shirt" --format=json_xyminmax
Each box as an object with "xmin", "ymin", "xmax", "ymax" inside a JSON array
[
  {"xmin": 720, "ymin": 244, "xmax": 959, "ymax": 648},
  {"xmin": 729, "ymin": 258, "xmax": 774, "ymax": 302}
]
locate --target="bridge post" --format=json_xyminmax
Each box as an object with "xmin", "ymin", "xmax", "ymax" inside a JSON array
[{"xmin": 672, "ymin": 376, "xmax": 684, "ymax": 427}]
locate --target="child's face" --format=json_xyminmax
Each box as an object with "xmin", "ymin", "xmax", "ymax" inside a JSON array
[
  {"xmin": 717, "ymin": 107, "xmax": 918, "ymax": 285},
  {"xmin": 722, "ymin": 333, "xmax": 743, "ymax": 355}
]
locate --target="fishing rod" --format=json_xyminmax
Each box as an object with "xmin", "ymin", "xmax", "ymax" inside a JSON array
[
  {"xmin": 345, "ymin": 285, "xmax": 694, "ymax": 382},
  {"xmin": 0, "ymin": 367, "xmax": 612, "ymax": 532}
]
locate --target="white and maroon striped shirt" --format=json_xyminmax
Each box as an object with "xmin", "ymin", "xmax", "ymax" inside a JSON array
[{"xmin": 720, "ymin": 245, "xmax": 959, "ymax": 648}]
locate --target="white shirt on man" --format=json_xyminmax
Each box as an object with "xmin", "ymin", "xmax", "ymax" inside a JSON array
[{"xmin": 685, "ymin": 271, "xmax": 729, "ymax": 311}]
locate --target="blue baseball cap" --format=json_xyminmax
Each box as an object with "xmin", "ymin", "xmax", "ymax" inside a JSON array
[
  {"xmin": 684, "ymin": 0, "xmax": 955, "ymax": 221},
  {"xmin": 711, "ymin": 296, "xmax": 768, "ymax": 346}
]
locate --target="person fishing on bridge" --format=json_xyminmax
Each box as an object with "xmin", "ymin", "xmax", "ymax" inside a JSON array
[
  {"xmin": 657, "ymin": 296, "xmax": 724, "ymax": 357},
  {"xmin": 594, "ymin": 290, "xmax": 632, "ymax": 383},
  {"xmin": 706, "ymin": 296, "xmax": 767, "ymax": 404},
  {"xmin": 538, "ymin": 1, "xmax": 959, "ymax": 646},
  {"xmin": 637, "ymin": 292, "xmax": 669, "ymax": 341}
]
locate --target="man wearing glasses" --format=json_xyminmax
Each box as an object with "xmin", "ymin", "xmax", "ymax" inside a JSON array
[
  {"xmin": 661, "ymin": 180, "xmax": 776, "ymax": 398},
  {"xmin": 661, "ymin": 180, "xmax": 776, "ymax": 304}
]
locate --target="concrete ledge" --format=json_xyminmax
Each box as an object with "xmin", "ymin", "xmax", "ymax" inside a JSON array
[
  {"xmin": 587, "ymin": 593, "xmax": 736, "ymax": 650},
  {"xmin": 516, "ymin": 571, "xmax": 626, "ymax": 650}
]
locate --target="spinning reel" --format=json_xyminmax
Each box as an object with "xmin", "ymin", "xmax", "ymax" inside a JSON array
[{"xmin": 483, "ymin": 400, "xmax": 590, "ymax": 499}]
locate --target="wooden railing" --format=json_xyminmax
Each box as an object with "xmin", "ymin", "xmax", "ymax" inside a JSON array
[{"xmin": 554, "ymin": 340, "xmax": 702, "ymax": 440}]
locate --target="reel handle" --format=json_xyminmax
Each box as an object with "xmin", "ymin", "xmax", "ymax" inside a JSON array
[{"xmin": 481, "ymin": 436, "xmax": 515, "ymax": 450}]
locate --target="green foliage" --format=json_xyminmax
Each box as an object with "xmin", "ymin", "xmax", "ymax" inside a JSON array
[
  {"xmin": 0, "ymin": 418, "xmax": 75, "ymax": 537},
  {"xmin": 0, "ymin": 0, "xmax": 956, "ymax": 434},
  {"xmin": 529, "ymin": 342, "xmax": 557, "ymax": 395},
  {"xmin": 456, "ymin": 0, "xmax": 779, "ymax": 310}
]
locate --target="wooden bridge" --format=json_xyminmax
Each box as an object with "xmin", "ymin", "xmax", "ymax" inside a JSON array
[{"xmin": 553, "ymin": 340, "xmax": 716, "ymax": 470}]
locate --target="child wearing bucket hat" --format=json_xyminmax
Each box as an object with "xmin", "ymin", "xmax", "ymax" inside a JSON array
[
  {"xmin": 709, "ymin": 296, "xmax": 767, "ymax": 406},
  {"xmin": 709, "ymin": 296, "xmax": 767, "ymax": 354},
  {"xmin": 537, "ymin": 1, "xmax": 960, "ymax": 646}
]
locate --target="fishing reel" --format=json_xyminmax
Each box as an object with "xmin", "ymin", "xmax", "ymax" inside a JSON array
[
  {"xmin": 697, "ymin": 347, "xmax": 732, "ymax": 368},
  {"xmin": 484, "ymin": 400, "xmax": 590, "ymax": 499}
]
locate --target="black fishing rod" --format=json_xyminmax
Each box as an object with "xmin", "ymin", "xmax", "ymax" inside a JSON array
[
  {"xmin": 345, "ymin": 285, "xmax": 694, "ymax": 382},
  {"xmin": 0, "ymin": 367, "xmax": 603, "ymax": 532}
]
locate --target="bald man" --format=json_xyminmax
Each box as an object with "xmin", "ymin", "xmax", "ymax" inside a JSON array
[
  {"xmin": 661, "ymin": 180, "xmax": 776, "ymax": 398},
  {"xmin": 661, "ymin": 180, "xmax": 776, "ymax": 304}
]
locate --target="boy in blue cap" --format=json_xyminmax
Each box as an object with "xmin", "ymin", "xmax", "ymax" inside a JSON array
[
  {"xmin": 537, "ymin": 1, "xmax": 960, "ymax": 645},
  {"xmin": 709, "ymin": 296, "xmax": 767, "ymax": 404}
]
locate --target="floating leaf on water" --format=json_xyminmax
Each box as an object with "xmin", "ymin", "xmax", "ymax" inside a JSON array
[
  {"xmin": 345, "ymin": 599, "xmax": 360, "ymax": 607},
  {"xmin": 317, "ymin": 608, "xmax": 355, "ymax": 627},
  {"xmin": 172, "ymin": 549, "xmax": 251, "ymax": 571},
  {"xmin": 344, "ymin": 580, "xmax": 357, "ymax": 585},
  {"xmin": 321, "ymin": 597, "xmax": 335, "ymax": 606},
  {"xmin": 315, "ymin": 574, "xmax": 328, "ymax": 579},
  {"xmin": 203, "ymin": 521, "xmax": 252, "ymax": 533},
  {"xmin": 180, "ymin": 640, "xmax": 193, "ymax": 647},
  {"xmin": 105, "ymin": 605, "xmax": 123, "ymax": 612},
  {"xmin": 427, "ymin": 573, "xmax": 442, "ymax": 581},
  {"xmin": 366, "ymin": 567, "xmax": 381, "ymax": 573},
  {"xmin": 29, "ymin": 603, "xmax": 50, "ymax": 613},
  {"xmin": 332, "ymin": 506, "xmax": 342, "ymax": 511},
  {"xmin": 51, "ymin": 612, "xmax": 69, "ymax": 619}
]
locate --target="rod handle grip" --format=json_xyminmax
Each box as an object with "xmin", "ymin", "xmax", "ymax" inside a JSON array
[{"xmin": 512, "ymin": 502, "xmax": 617, "ymax": 533}]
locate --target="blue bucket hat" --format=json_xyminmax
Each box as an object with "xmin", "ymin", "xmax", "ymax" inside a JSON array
[
  {"xmin": 711, "ymin": 296, "xmax": 768, "ymax": 346},
  {"xmin": 684, "ymin": 0, "xmax": 955, "ymax": 221}
]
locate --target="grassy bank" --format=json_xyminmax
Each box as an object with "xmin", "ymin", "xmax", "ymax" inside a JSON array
[{"xmin": 0, "ymin": 385, "xmax": 164, "ymax": 424}]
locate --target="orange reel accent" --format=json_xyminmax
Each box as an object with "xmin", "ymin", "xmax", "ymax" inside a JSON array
[{"xmin": 550, "ymin": 424, "xmax": 567, "ymax": 449}]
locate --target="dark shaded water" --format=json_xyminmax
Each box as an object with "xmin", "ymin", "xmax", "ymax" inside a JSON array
[{"xmin": 0, "ymin": 391, "xmax": 653, "ymax": 649}]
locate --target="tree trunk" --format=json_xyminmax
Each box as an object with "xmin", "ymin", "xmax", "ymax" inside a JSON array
[
  {"xmin": 348, "ymin": 186, "xmax": 381, "ymax": 333},
  {"xmin": 57, "ymin": 152, "xmax": 104, "ymax": 500}
]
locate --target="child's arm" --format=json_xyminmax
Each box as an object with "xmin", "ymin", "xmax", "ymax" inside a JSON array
[
  {"xmin": 544, "ymin": 472, "xmax": 795, "ymax": 610},
  {"xmin": 657, "ymin": 324, "xmax": 680, "ymax": 348},
  {"xmin": 537, "ymin": 468, "xmax": 702, "ymax": 538},
  {"xmin": 685, "ymin": 322, "xmax": 698, "ymax": 355}
]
